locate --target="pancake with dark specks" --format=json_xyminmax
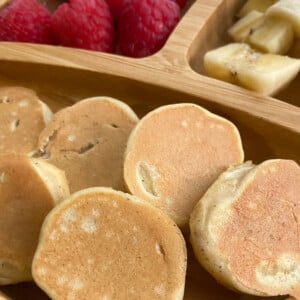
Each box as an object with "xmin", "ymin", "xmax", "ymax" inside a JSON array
[
  {"xmin": 0, "ymin": 86, "xmax": 52, "ymax": 155},
  {"xmin": 190, "ymin": 159, "xmax": 300, "ymax": 298},
  {"xmin": 0, "ymin": 153, "xmax": 69, "ymax": 284},
  {"xmin": 124, "ymin": 103, "xmax": 244, "ymax": 228},
  {"xmin": 37, "ymin": 97, "xmax": 139, "ymax": 193},
  {"xmin": 32, "ymin": 187, "xmax": 187, "ymax": 300}
]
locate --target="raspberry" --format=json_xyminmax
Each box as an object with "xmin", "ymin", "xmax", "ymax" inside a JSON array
[
  {"xmin": 172, "ymin": 0, "xmax": 188, "ymax": 9},
  {"xmin": 106, "ymin": 0, "xmax": 128, "ymax": 20},
  {"xmin": 52, "ymin": 0, "xmax": 114, "ymax": 52},
  {"xmin": 118, "ymin": 0, "xmax": 180, "ymax": 58},
  {"xmin": 0, "ymin": 0, "xmax": 55, "ymax": 44}
]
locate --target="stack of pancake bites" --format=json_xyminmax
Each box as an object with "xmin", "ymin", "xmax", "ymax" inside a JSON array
[{"xmin": 0, "ymin": 86, "xmax": 299, "ymax": 300}]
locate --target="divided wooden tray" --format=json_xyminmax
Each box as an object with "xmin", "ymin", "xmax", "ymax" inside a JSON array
[{"xmin": 0, "ymin": 0, "xmax": 298, "ymax": 299}]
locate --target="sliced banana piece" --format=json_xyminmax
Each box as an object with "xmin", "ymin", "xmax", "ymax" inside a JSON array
[
  {"xmin": 237, "ymin": 0, "xmax": 278, "ymax": 18},
  {"xmin": 204, "ymin": 43, "xmax": 300, "ymax": 96},
  {"xmin": 266, "ymin": 0, "xmax": 300, "ymax": 37},
  {"xmin": 204, "ymin": 43, "xmax": 248, "ymax": 84},
  {"xmin": 228, "ymin": 11, "xmax": 264, "ymax": 42},
  {"xmin": 248, "ymin": 16, "xmax": 294, "ymax": 54}
]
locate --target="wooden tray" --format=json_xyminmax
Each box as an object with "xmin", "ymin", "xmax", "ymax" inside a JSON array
[{"xmin": 0, "ymin": 0, "xmax": 298, "ymax": 299}]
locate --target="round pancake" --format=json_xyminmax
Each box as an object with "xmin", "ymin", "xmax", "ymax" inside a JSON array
[
  {"xmin": 0, "ymin": 153, "xmax": 69, "ymax": 285},
  {"xmin": 37, "ymin": 96, "xmax": 139, "ymax": 193},
  {"xmin": 0, "ymin": 86, "xmax": 52, "ymax": 155},
  {"xmin": 190, "ymin": 159, "xmax": 300, "ymax": 298},
  {"xmin": 32, "ymin": 187, "xmax": 187, "ymax": 300},
  {"xmin": 123, "ymin": 103, "xmax": 244, "ymax": 228}
]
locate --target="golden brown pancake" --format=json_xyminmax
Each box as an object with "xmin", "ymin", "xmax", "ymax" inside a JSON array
[
  {"xmin": 0, "ymin": 153, "xmax": 69, "ymax": 285},
  {"xmin": 123, "ymin": 103, "xmax": 244, "ymax": 228},
  {"xmin": 32, "ymin": 187, "xmax": 187, "ymax": 300},
  {"xmin": 190, "ymin": 159, "xmax": 300, "ymax": 298},
  {"xmin": 37, "ymin": 97, "xmax": 139, "ymax": 193},
  {"xmin": 0, "ymin": 86, "xmax": 52, "ymax": 155}
]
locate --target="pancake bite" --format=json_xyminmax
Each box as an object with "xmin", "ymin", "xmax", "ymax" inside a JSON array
[
  {"xmin": 0, "ymin": 86, "xmax": 52, "ymax": 155},
  {"xmin": 0, "ymin": 153, "xmax": 69, "ymax": 284},
  {"xmin": 123, "ymin": 103, "xmax": 244, "ymax": 228},
  {"xmin": 190, "ymin": 159, "xmax": 300, "ymax": 298},
  {"xmin": 37, "ymin": 97, "xmax": 139, "ymax": 193},
  {"xmin": 32, "ymin": 188, "xmax": 187, "ymax": 300}
]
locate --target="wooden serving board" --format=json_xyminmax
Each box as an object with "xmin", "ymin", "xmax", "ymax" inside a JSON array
[{"xmin": 0, "ymin": 0, "xmax": 298, "ymax": 299}]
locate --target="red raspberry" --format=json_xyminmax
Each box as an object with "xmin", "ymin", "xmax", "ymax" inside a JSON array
[
  {"xmin": 118, "ymin": 0, "xmax": 180, "ymax": 58},
  {"xmin": 172, "ymin": 0, "xmax": 188, "ymax": 9},
  {"xmin": 106, "ymin": 0, "xmax": 128, "ymax": 20},
  {"xmin": 0, "ymin": 0, "xmax": 55, "ymax": 44},
  {"xmin": 52, "ymin": 0, "xmax": 114, "ymax": 52}
]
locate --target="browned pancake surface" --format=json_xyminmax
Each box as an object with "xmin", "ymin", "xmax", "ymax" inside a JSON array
[
  {"xmin": 190, "ymin": 160, "xmax": 300, "ymax": 298},
  {"xmin": 0, "ymin": 154, "xmax": 59, "ymax": 283},
  {"xmin": 218, "ymin": 160, "xmax": 300, "ymax": 296},
  {"xmin": 38, "ymin": 97, "xmax": 138, "ymax": 193},
  {"xmin": 124, "ymin": 104, "xmax": 244, "ymax": 227},
  {"xmin": 33, "ymin": 188, "xmax": 187, "ymax": 300},
  {"xmin": 0, "ymin": 87, "xmax": 50, "ymax": 154}
]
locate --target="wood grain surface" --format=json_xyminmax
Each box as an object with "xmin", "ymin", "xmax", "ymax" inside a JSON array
[{"xmin": 0, "ymin": 0, "xmax": 298, "ymax": 299}]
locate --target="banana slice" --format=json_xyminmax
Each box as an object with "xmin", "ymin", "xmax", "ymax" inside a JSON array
[
  {"xmin": 204, "ymin": 43, "xmax": 247, "ymax": 84},
  {"xmin": 248, "ymin": 16, "xmax": 294, "ymax": 54},
  {"xmin": 237, "ymin": 0, "xmax": 278, "ymax": 18},
  {"xmin": 228, "ymin": 11, "xmax": 264, "ymax": 42},
  {"xmin": 289, "ymin": 38, "xmax": 300, "ymax": 58},
  {"xmin": 266, "ymin": 0, "xmax": 300, "ymax": 37},
  {"xmin": 204, "ymin": 43, "xmax": 300, "ymax": 96}
]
